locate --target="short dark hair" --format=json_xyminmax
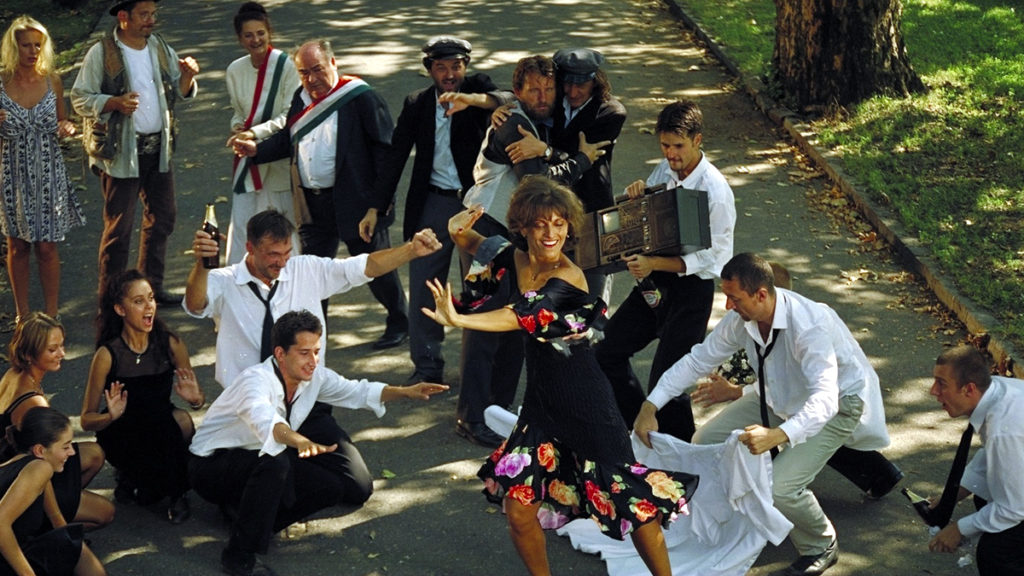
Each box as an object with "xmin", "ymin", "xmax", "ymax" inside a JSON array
[
  {"xmin": 506, "ymin": 176, "xmax": 585, "ymax": 241},
  {"xmin": 8, "ymin": 313, "xmax": 63, "ymax": 373},
  {"xmin": 271, "ymin": 310, "xmax": 323, "ymax": 352},
  {"xmin": 246, "ymin": 209, "xmax": 295, "ymax": 244},
  {"xmin": 7, "ymin": 407, "xmax": 70, "ymax": 454},
  {"xmin": 936, "ymin": 345, "xmax": 992, "ymax": 391},
  {"xmin": 513, "ymin": 55, "xmax": 556, "ymax": 92},
  {"xmin": 721, "ymin": 253, "xmax": 775, "ymax": 296},
  {"xmin": 233, "ymin": 1, "xmax": 271, "ymax": 36},
  {"xmin": 655, "ymin": 100, "xmax": 703, "ymax": 140}
]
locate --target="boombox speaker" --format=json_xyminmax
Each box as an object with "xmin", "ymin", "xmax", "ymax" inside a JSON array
[{"xmin": 568, "ymin": 184, "xmax": 711, "ymax": 272}]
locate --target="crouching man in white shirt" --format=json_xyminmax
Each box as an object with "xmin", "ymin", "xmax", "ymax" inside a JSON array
[
  {"xmin": 188, "ymin": 310, "xmax": 447, "ymax": 576},
  {"xmin": 634, "ymin": 252, "xmax": 889, "ymax": 576}
]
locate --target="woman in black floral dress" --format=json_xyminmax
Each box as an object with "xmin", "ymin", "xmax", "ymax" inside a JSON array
[{"xmin": 424, "ymin": 176, "xmax": 697, "ymax": 576}]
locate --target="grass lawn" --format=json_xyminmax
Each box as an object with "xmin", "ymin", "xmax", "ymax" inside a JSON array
[{"xmin": 673, "ymin": 0, "xmax": 1024, "ymax": 348}]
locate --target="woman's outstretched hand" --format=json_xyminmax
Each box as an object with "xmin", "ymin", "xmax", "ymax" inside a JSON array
[
  {"xmin": 448, "ymin": 204, "xmax": 484, "ymax": 238},
  {"xmin": 421, "ymin": 278, "xmax": 460, "ymax": 328}
]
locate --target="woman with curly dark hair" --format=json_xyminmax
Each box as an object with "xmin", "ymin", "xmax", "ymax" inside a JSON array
[{"xmin": 424, "ymin": 176, "xmax": 698, "ymax": 575}]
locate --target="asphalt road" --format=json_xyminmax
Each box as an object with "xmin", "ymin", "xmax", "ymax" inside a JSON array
[{"xmin": 3, "ymin": 0, "xmax": 974, "ymax": 574}]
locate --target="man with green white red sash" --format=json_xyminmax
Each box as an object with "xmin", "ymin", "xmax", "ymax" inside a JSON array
[{"xmin": 233, "ymin": 39, "xmax": 408, "ymax": 350}]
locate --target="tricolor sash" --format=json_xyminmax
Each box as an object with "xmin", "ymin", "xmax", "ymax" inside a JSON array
[
  {"xmin": 232, "ymin": 48, "xmax": 290, "ymax": 194},
  {"xmin": 288, "ymin": 75, "xmax": 370, "ymax": 146}
]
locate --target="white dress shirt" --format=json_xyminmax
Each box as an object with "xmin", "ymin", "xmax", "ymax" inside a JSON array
[
  {"xmin": 958, "ymin": 376, "xmax": 1024, "ymax": 538},
  {"xmin": 189, "ymin": 357, "xmax": 387, "ymax": 458},
  {"xmin": 648, "ymin": 288, "xmax": 877, "ymax": 447},
  {"xmin": 296, "ymin": 90, "xmax": 338, "ymax": 189},
  {"xmin": 644, "ymin": 154, "xmax": 735, "ymax": 279},
  {"xmin": 429, "ymin": 92, "xmax": 462, "ymax": 190},
  {"xmin": 183, "ymin": 254, "xmax": 371, "ymax": 387}
]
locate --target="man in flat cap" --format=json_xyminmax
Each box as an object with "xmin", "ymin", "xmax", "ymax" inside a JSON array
[
  {"xmin": 374, "ymin": 36, "xmax": 508, "ymax": 407},
  {"xmin": 552, "ymin": 47, "xmax": 626, "ymax": 300},
  {"xmin": 72, "ymin": 0, "xmax": 199, "ymax": 303},
  {"xmin": 493, "ymin": 48, "xmax": 626, "ymax": 301},
  {"xmin": 455, "ymin": 55, "xmax": 609, "ymax": 448}
]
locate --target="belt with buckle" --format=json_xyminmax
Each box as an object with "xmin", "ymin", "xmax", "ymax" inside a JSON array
[
  {"xmin": 301, "ymin": 186, "xmax": 333, "ymax": 196},
  {"xmin": 136, "ymin": 132, "xmax": 161, "ymax": 156},
  {"xmin": 427, "ymin": 185, "xmax": 462, "ymax": 199}
]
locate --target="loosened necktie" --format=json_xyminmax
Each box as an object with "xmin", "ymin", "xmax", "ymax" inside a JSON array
[
  {"xmin": 247, "ymin": 280, "xmax": 279, "ymax": 361},
  {"xmin": 916, "ymin": 423, "xmax": 974, "ymax": 527},
  {"xmin": 755, "ymin": 329, "xmax": 782, "ymax": 459}
]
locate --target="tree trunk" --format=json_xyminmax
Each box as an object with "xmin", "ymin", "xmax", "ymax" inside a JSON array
[{"xmin": 773, "ymin": 0, "xmax": 925, "ymax": 110}]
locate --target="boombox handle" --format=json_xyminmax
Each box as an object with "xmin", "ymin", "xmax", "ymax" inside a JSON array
[{"xmin": 613, "ymin": 183, "xmax": 668, "ymax": 205}]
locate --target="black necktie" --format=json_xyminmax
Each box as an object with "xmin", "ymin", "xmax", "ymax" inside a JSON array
[
  {"xmin": 917, "ymin": 423, "xmax": 974, "ymax": 527},
  {"xmin": 755, "ymin": 328, "xmax": 782, "ymax": 458},
  {"xmin": 247, "ymin": 280, "xmax": 278, "ymax": 361}
]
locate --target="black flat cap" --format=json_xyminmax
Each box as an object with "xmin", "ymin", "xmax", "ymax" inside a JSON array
[
  {"xmin": 553, "ymin": 48, "xmax": 606, "ymax": 84},
  {"xmin": 109, "ymin": 0, "xmax": 160, "ymax": 16},
  {"xmin": 422, "ymin": 36, "xmax": 472, "ymax": 61}
]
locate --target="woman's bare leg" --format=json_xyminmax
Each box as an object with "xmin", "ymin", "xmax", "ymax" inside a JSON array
[
  {"xmin": 630, "ymin": 519, "xmax": 671, "ymax": 576},
  {"xmin": 171, "ymin": 407, "xmax": 195, "ymax": 441},
  {"xmin": 77, "ymin": 442, "xmax": 105, "ymax": 487},
  {"xmin": 505, "ymin": 497, "xmax": 550, "ymax": 576},
  {"xmin": 34, "ymin": 241, "xmax": 60, "ymax": 317},
  {"xmin": 75, "ymin": 490, "xmax": 115, "ymax": 530},
  {"xmin": 75, "ymin": 542, "xmax": 107, "ymax": 576},
  {"xmin": 7, "ymin": 237, "xmax": 31, "ymax": 320}
]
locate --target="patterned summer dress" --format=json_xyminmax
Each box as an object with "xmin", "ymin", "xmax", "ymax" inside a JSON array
[
  {"xmin": 0, "ymin": 80, "xmax": 85, "ymax": 242},
  {"xmin": 463, "ymin": 237, "xmax": 699, "ymax": 540}
]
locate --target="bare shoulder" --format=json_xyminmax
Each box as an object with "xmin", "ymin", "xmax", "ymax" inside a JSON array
[{"xmin": 553, "ymin": 259, "xmax": 588, "ymax": 292}]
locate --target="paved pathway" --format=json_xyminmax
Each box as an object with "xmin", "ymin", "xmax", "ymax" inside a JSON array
[{"xmin": 10, "ymin": 0, "xmax": 973, "ymax": 573}]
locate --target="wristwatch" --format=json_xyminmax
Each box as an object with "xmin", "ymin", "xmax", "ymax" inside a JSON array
[{"xmin": 543, "ymin": 146, "xmax": 553, "ymax": 161}]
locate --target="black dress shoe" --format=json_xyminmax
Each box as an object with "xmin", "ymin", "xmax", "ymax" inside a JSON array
[
  {"xmin": 456, "ymin": 420, "xmax": 505, "ymax": 449},
  {"xmin": 406, "ymin": 371, "xmax": 443, "ymax": 385},
  {"xmin": 167, "ymin": 494, "xmax": 191, "ymax": 524},
  {"xmin": 372, "ymin": 330, "xmax": 408, "ymax": 350},
  {"xmin": 784, "ymin": 538, "xmax": 838, "ymax": 575},
  {"xmin": 866, "ymin": 464, "xmax": 905, "ymax": 499},
  {"xmin": 221, "ymin": 548, "xmax": 278, "ymax": 576},
  {"xmin": 154, "ymin": 290, "xmax": 183, "ymax": 305}
]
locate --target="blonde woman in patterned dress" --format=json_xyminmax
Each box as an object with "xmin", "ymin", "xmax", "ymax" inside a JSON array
[{"xmin": 0, "ymin": 16, "xmax": 84, "ymax": 325}]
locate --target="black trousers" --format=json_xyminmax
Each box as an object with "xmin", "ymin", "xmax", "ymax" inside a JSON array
[
  {"xmin": 975, "ymin": 502, "xmax": 1024, "ymax": 576},
  {"xmin": 456, "ymin": 213, "xmax": 523, "ymax": 424},
  {"xmin": 188, "ymin": 412, "xmax": 372, "ymax": 555},
  {"xmin": 826, "ymin": 445, "xmax": 901, "ymax": 493},
  {"xmin": 300, "ymin": 189, "xmax": 408, "ymax": 334},
  {"xmin": 595, "ymin": 272, "xmax": 714, "ymax": 441}
]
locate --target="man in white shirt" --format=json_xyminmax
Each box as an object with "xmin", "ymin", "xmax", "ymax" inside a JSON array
[
  {"xmin": 927, "ymin": 345, "xmax": 1024, "ymax": 576},
  {"xmin": 189, "ymin": 310, "xmax": 447, "ymax": 576},
  {"xmin": 635, "ymin": 252, "xmax": 889, "ymax": 576},
  {"xmin": 595, "ymin": 100, "xmax": 736, "ymax": 443},
  {"xmin": 71, "ymin": 0, "xmax": 199, "ymax": 303},
  {"xmin": 186, "ymin": 209, "xmax": 440, "ymax": 388}
]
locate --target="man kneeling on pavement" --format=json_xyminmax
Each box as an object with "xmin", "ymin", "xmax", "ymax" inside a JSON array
[{"xmin": 188, "ymin": 310, "xmax": 447, "ymax": 576}]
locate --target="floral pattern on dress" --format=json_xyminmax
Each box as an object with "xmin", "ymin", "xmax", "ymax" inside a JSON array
[
  {"xmin": 479, "ymin": 420, "xmax": 695, "ymax": 541},
  {"xmin": 0, "ymin": 85, "xmax": 85, "ymax": 242}
]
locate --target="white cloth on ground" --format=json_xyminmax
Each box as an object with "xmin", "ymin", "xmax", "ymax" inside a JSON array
[{"xmin": 484, "ymin": 406, "xmax": 791, "ymax": 576}]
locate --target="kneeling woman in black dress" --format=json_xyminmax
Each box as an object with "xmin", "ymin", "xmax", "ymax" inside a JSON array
[
  {"xmin": 423, "ymin": 176, "xmax": 698, "ymax": 576},
  {"xmin": 0, "ymin": 407, "xmax": 105, "ymax": 576},
  {"xmin": 81, "ymin": 270, "xmax": 204, "ymax": 523}
]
